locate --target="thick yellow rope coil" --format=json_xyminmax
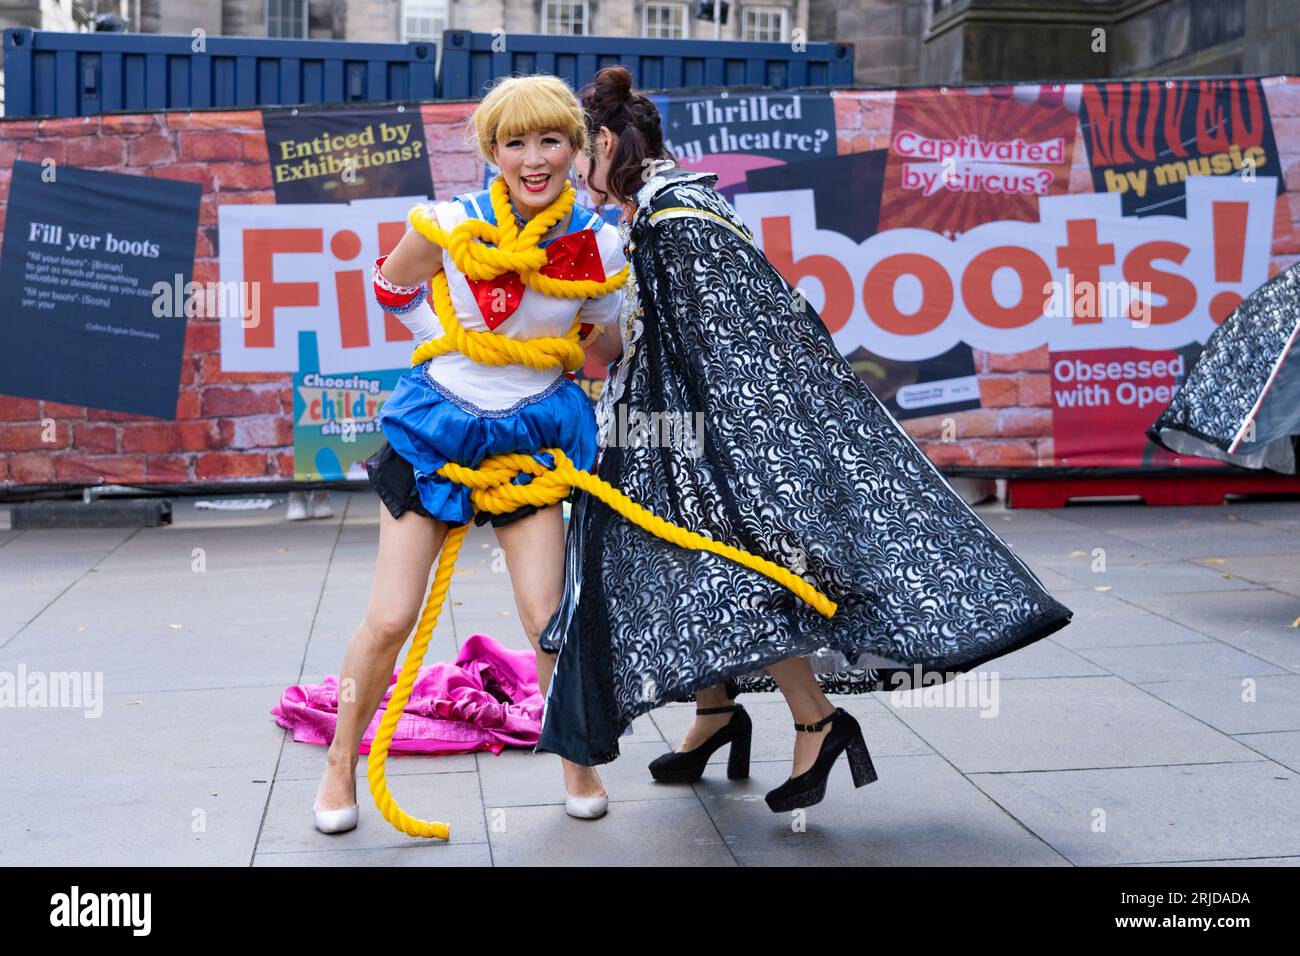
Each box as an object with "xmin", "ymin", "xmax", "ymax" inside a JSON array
[{"xmin": 367, "ymin": 176, "xmax": 837, "ymax": 841}]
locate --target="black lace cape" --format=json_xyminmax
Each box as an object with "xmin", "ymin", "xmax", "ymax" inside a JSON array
[
  {"xmin": 1147, "ymin": 261, "xmax": 1300, "ymax": 474},
  {"xmin": 535, "ymin": 167, "xmax": 1074, "ymax": 766}
]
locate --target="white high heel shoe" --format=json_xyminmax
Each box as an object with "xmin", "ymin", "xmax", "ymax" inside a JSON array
[
  {"xmin": 564, "ymin": 788, "xmax": 609, "ymax": 819},
  {"xmin": 314, "ymin": 764, "xmax": 359, "ymax": 833},
  {"xmin": 313, "ymin": 801, "xmax": 359, "ymax": 833}
]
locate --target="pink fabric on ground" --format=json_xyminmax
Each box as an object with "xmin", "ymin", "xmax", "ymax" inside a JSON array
[{"xmin": 271, "ymin": 633, "xmax": 541, "ymax": 756}]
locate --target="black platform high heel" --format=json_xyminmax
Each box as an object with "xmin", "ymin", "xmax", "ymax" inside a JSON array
[
  {"xmin": 764, "ymin": 706, "xmax": 877, "ymax": 812},
  {"xmin": 648, "ymin": 704, "xmax": 752, "ymax": 783}
]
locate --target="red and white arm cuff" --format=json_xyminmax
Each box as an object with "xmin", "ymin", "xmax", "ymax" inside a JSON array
[{"xmin": 372, "ymin": 255, "xmax": 428, "ymax": 313}]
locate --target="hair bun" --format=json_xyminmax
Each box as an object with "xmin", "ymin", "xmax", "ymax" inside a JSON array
[
  {"xmin": 579, "ymin": 65, "xmax": 669, "ymax": 205},
  {"xmin": 594, "ymin": 65, "xmax": 633, "ymax": 106}
]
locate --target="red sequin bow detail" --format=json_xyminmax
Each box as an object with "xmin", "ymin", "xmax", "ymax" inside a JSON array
[{"xmin": 467, "ymin": 228, "xmax": 606, "ymax": 330}]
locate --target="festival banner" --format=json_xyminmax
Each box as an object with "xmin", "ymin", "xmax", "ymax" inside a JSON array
[
  {"xmin": 1, "ymin": 77, "xmax": 1298, "ymax": 487},
  {"xmin": 658, "ymin": 90, "xmax": 837, "ymax": 200},
  {"xmin": 804, "ymin": 80, "xmax": 1293, "ymax": 470},
  {"xmin": 1077, "ymin": 79, "xmax": 1283, "ymax": 218},
  {"xmin": 258, "ymin": 103, "xmax": 439, "ymax": 470},
  {"xmin": 262, "ymin": 103, "xmax": 435, "ymax": 205},
  {"xmin": 0, "ymin": 161, "xmax": 201, "ymax": 418},
  {"xmin": 216, "ymin": 195, "xmax": 428, "ymax": 375},
  {"xmin": 291, "ymin": 331, "xmax": 400, "ymax": 481}
]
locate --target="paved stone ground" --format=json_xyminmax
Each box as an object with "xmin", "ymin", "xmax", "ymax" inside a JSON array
[{"xmin": 1, "ymin": 490, "xmax": 1298, "ymax": 866}]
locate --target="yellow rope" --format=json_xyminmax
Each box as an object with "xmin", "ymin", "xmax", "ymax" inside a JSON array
[{"xmin": 367, "ymin": 176, "xmax": 837, "ymax": 841}]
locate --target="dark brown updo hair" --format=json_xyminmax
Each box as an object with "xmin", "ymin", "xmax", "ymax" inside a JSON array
[{"xmin": 579, "ymin": 65, "xmax": 673, "ymax": 207}]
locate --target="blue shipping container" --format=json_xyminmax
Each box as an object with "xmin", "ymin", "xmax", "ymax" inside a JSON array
[
  {"xmin": 3, "ymin": 28, "xmax": 853, "ymax": 119},
  {"xmin": 2, "ymin": 28, "xmax": 438, "ymax": 118},
  {"xmin": 435, "ymin": 29, "xmax": 854, "ymax": 99}
]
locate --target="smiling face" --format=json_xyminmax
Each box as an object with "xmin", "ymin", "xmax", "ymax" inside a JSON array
[{"xmin": 491, "ymin": 129, "xmax": 574, "ymax": 219}]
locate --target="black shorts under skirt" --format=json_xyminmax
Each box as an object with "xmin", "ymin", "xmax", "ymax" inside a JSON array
[{"xmin": 363, "ymin": 440, "xmax": 553, "ymax": 529}]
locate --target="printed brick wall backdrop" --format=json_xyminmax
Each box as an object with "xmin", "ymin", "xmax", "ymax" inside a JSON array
[
  {"xmin": 832, "ymin": 78, "xmax": 1300, "ymax": 470},
  {"xmin": 3, "ymin": 79, "xmax": 1299, "ymax": 486},
  {"xmin": 0, "ymin": 103, "xmax": 479, "ymax": 487}
]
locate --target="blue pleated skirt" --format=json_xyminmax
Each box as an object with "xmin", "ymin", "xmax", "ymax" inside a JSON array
[{"xmin": 377, "ymin": 362, "xmax": 598, "ymax": 527}]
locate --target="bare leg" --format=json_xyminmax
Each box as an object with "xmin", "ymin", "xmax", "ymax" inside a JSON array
[
  {"xmin": 494, "ymin": 503, "xmax": 606, "ymax": 799},
  {"xmin": 765, "ymin": 656, "xmax": 836, "ymax": 778},
  {"xmin": 670, "ymin": 683, "xmax": 735, "ymax": 752},
  {"xmin": 672, "ymin": 658, "xmax": 834, "ymax": 765},
  {"xmin": 315, "ymin": 503, "xmax": 447, "ymax": 811}
]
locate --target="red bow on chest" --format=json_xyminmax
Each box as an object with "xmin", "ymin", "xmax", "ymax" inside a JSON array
[{"xmin": 467, "ymin": 228, "xmax": 606, "ymax": 330}]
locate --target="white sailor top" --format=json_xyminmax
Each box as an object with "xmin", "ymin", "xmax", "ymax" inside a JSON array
[{"xmin": 394, "ymin": 188, "xmax": 627, "ymax": 412}]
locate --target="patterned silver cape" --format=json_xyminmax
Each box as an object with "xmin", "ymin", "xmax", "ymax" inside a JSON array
[
  {"xmin": 1147, "ymin": 261, "xmax": 1300, "ymax": 474},
  {"xmin": 536, "ymin": 164, "xmax": 1074, "ymax": 766}
]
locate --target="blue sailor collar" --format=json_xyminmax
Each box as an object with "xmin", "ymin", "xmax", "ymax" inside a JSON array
[{"xmin": 457, "ymin": 182, "xmax": 599, "ymax": 246}]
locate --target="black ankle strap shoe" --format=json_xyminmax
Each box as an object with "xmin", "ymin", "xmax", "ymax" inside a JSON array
[
  {"xmin": 764, "ymin": 707, "xmax": 877, "ymax": 813},
  {"xmin": 648, "ymin": 703, "xmax": 752, "ymax": 784}
]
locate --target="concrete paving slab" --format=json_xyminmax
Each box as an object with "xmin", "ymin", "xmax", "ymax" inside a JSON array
[
  {"xmin": 0, "ymin": 685, "xmax": 283, "ymax": 781},
  {"xmin": 1135, "ymin": 674, "xmax": 1300, "ymax": 735},
  {"xmin": 883, "ymin": 675, "xmax": 1259, "ymax": 773},
  {"xmin": 1051, "ymin": 561, "xmax": 1265, "ymax": 596},
  {"xmin": 1112, "ymin": 589, "xmax": 1300, "ymax": 673},
  {"xmin": 696, "ymin": 754, "xmax": 1071, "ymax": 866},
  {"xmin": 1218, "ymin": 502, "xmax": 1300, "ymax": 534},
  {"xmin": 257, "ymin": 771, "xmax": 487, "ymax": 853},
  {"xmin": 1049, "ymin": 609, "xmax": 1214, "ymax": 649},
  {"xmin": 970, "ymin": 760, "xmax": 1300, "ymax": 866},
  {"xmin": 254, "ymin": 842, "xmax": 493, "ymax": 866},
  {"xmin": 0, "ymin": 614, "xmax": 311, "ymax": 695},
  {"xmin": 5, "ymin": 496, "xmax": 1299, "ymax": 866},
  {"xmin": 1126, "ymin": 856, "xmax": 1300, "ymax": 866},
  {"xmin": 484, "ymin": 796, "xmax": 737, "ymax": 866},
  {"xmin": 477, "ymin": 740, "xmax": 699, "ymax": 807},
  {"xmin": 1104, "ymin": 525, "xmax": 1300, "ymax": 557},
  {"xmin": 1188, "ymin": 553, "xmax": 1300, "ymax": 585},
  {"xmin": 1019, "ymin": 564, "xmax": 1093, "ymax": 592},
  {"xmin": 1231, "ymin": 730, "xmax": 1300, "ymax": 773},
  {"xmin": 0, "ymin": 550, "xmax": 115, "ymax": 623},
  {"xmin": 978, "ymin": 637, "xmax": 1111, "ymax": 679},
  {"xmin": 1072, "ymin": 640, "xmax": 1289, "ymax": 682},
  {"xmin": 298, "ymin": 625, "xmax": 459, "ymax": 679},
  {"xmin": 275, "ymin": 739, "xmax": 480, "ymax": 781},
  {"xmin": 0, "ymin": 768, "xmax": 272, "ymax": 866},
  {"xmin": 999, "ymin": 529, "xmax": 1174, "ymax": 567},
  {"xmin": 0, "ymin": 527, "xmax": 135, "ymax": 555}
]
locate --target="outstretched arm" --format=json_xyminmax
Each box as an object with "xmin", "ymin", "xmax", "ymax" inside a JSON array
[{"xmin": 373, "ymin": 213, "xmax": 445, "ymax": 344}]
